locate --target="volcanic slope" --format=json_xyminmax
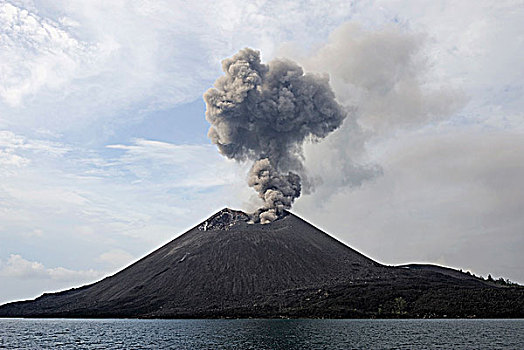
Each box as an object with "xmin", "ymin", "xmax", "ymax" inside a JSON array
[{"xmin": 0, "ymin": 209, "xmax": 522, "ymax": 318}]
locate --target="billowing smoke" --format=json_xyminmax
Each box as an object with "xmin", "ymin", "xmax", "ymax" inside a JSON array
[{"xmin": 204, "ymin": 48, "xmax": 346, "ymax": 223}]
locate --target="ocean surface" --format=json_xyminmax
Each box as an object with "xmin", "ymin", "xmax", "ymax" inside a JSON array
[{"xmin": 0, "ymin": 318, "xmax": 522, "ymax": 349}]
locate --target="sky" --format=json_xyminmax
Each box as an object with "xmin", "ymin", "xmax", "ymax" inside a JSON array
[{"xmin": 0, "ymin": 0, "xmax": 523, "ymax": 304}]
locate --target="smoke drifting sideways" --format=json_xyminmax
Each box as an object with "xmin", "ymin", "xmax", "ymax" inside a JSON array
[{"xmin": 204, "ymin": 48, "xmax": 346, "ymax": 223}]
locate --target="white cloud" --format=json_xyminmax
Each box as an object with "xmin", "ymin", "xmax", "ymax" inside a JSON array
[
  {"xmin": 0, "ymin": 253, "xmax": 105, "ymax": 303},
  {"xmin": 0, "ymin": 254, "xmax": 102, "ymax": 282},
  {"xmin": 0, "ymin": 133, "xmax": 247, "ymax": 281},
  {"xmin": 97, "ymin": 249, "xmax": 135, "ymax": 270},
  {"xmin": 0, "ymin": 2, "xmax": 102, "ymax": 106},
  {"xmin": 0, "ymin": 130, "xmax": 70, "ymax": 162},
  {"xmin": 0, "ymin": 0, "xmax": 362, "ymax": 135},
  {"xmin": 0, "ymin": 149, "xmax": 29, "ymax": 167},
  {"xmin": 0, "ymin": 130, "xmax": 71, "ymax": 175},
  {"xmin": 104, "ymin": 139, "xmax": 239, "ymax": 187}
]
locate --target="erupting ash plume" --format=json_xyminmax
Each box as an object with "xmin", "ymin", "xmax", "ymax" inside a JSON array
[{"xmin": 204, "ymin": 48, "xmax": 346, "ymax": 223}]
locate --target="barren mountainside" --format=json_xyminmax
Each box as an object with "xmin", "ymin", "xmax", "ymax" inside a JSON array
[{"xmin": 0, "ymin": 209, "xmax": 522, "ymax": 318}]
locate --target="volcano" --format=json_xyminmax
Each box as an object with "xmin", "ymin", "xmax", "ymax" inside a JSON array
[{"xmin": 0, "ymin": 208, "xmax": 522, "ymax": 318}]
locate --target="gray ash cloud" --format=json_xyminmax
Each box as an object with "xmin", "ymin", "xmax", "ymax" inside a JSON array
[{"xmin": 204, "ymin": 48, "xmax": 346, "ymax": 223}]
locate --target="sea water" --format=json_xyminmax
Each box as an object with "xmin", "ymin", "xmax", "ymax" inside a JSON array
[{"xmin": 0, "ymin": 318, "xmax": 522, "ymax": 349}]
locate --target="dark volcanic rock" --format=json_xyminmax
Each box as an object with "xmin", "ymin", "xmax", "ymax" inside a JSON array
[
  {"xmin": 0, "ymin": 208, "xmax": 522, "ymax": 318},
  {"xmin": 197, "ymin": 208, "xmax": 250, "ymax": 231}
]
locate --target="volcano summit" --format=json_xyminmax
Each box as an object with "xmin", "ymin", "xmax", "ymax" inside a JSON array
[{"xmin": 0, "ymin": 209, "xmax": 522, "ymax": 318}]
